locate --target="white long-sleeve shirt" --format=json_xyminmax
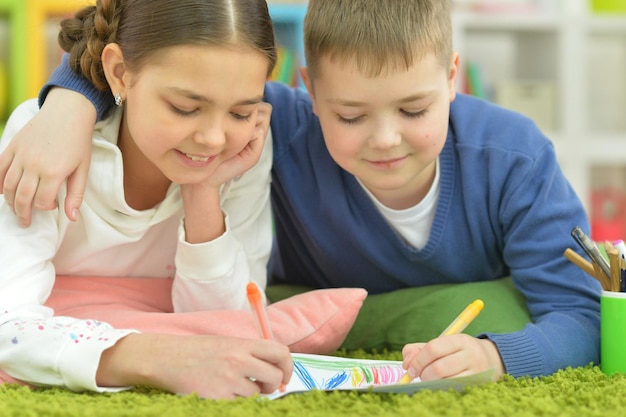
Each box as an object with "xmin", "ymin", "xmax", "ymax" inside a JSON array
[{"xmin": 0, "ymin": 99, "xmax": 273, "ymax": 391}]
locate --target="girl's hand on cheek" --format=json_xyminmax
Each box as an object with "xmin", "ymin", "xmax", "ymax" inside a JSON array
[
  {"xmin": 402, "ymin": 334, "xmax": 504, "ymax": 382},
  {"xmin": 179, "ymin": 103, "xmax": 272, "ymax": 244},
  {"xmin": 205, "ymin": 102, "xmax": 272, "ymax": 189}
]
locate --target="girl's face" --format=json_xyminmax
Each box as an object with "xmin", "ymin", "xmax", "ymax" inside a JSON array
[{"xmin": 118, "ymin": 44, "xmax": 269, "ymax": 185}]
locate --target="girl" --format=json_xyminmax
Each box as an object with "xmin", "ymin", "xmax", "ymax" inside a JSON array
[{"xmin": 0, "ymin": 0, "xmax": 291, "ymax": 399}]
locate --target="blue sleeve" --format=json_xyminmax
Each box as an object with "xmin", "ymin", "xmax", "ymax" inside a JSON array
[
  {"xmin": 483, "ymin": 140, "xmax": 600, "ymax": 377},
  {"xmin": 38, "ymin": 54, "xmax": 114, "ymax": 121}
]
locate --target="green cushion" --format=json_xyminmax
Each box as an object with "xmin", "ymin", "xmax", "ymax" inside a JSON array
[{"xmin": 267, "ymin": 277, "xmax": 531, "ymax": 351}]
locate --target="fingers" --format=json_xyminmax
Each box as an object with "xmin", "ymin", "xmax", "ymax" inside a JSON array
[
  {"xmin": 404, "ymin": 335, "xmax": 475, "ymax": 381},
  {"xmin": 0, "ymin": 155, "xmax": 87, "ymax": 225},
  {"xmin": 1, "ymin": 154, "xmax": 20, "ymax": 212},
  {"xmin": 253, "ymin": 102, "xmax": 272, "ymax": 142},
  {"xmin": 3, "ymin": 162, "xmax": 63, "ymax": 228},
  {"xmin": 0, "ymin": 148, "xmax": 12, "ymax": 195},
  {"xmin": 236, "ymin": 379, "xmax": 263, "ymax": 399},
  {"xmin": 13, "ymin": 172, "xmax": 45, "ymax": 228},
  {"xmin": 32, "ymin": 177, "xmax": 62, "ymax": 211},
  {"xmin": 2, "ymin": 160, "xmax": 42, "ymax": 228},
  {"xmin": 0, "ymin": 145, "xmax": 64, "ymax": 227},
  {"xmin": 417, "ymin": 346, "xmax": 471, "ymax": 381},
  {"xmin": 64, "ymin": 161, "xmax": 90, "ymax": 221},
  {"xmin": 401, "ymin": 343, "xmax": 425, "ymax": 378},
  {"xmin": 193, "ymin": 375, "xmax": 262, "ymax": 400},
  {"xmin": 192, "ymin": 341, "xmax": 291, "ymax": 399},
  {"xmin": 246, "ymin": 360, "xmax": 288, "ymax": 395},
  {"xmin": 256, "ymin": 102, "xmax": 272, "ymax": 123},
  {"xmin": 250, "ymin": 340, "xmax": 293, "ymax": 393},
  {"xmin": 241, "ymin": 102, "xmax": 271, "ymax": 157}
]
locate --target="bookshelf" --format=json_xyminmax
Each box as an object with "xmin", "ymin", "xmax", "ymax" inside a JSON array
[
  {"xmin": 0, "ymin": 0, "xmax": 27, "ymax": 124},
  {"xmin": 25, "ymin": 0, "xmax": 94, "ymax": 101},
  {"xmin": 452, "ymin": 0, "xmax": 626, "ymax": 241},
  {"xmin": 268, "ymin": 3, "xmax": 307, "ymax": 88},
  {"xmin": 0, "ymin": 0, "xmax": 92, "ymax": 135}
]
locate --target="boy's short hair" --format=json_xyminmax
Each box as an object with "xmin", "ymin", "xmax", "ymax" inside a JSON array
[{"xmin": 304, "ymin": 0, "xmax": 452, "ymax": 81}]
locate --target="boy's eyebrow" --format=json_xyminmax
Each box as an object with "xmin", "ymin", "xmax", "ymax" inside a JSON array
[
  {"xmin": 328, "ymin": 92, "xmax": 433, "ymax": 107},
  {"xmin": 167, "ymin": 87, "xmax": 264, "ymax": 105},
  {"xmin": 397, "ymin": 92, "xmax": 434, "ymax": 103}
]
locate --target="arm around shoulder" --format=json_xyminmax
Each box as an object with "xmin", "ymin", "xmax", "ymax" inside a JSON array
[{"xmin": 0, "ymin": 88, "xmax": 97, "ymax": 226}]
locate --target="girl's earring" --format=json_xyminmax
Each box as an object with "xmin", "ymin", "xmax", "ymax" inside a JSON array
[{"xmin": 114, "ymin": 93, "xmax": 123, "ymax": 107}]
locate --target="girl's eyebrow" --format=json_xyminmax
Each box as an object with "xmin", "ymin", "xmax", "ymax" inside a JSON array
[{"xmin": 167, "ymin": 87, "xmax": 264, "ymax": 105}]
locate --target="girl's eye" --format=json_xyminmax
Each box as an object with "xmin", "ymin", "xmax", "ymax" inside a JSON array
[
  {"xmin": 401, "ymin": 108, "xmax": 429, "ymax": 118},
  {"xmin": 171, "ymin": 105, "xmax": 198, "ymax": 117},
  {"xmin": 232, "ymin": 113, "xmax": 252, "ymax": 122}
]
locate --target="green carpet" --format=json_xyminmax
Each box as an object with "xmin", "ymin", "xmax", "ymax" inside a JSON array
[{"xmin": 2, "ymin": 351, "xmax": 626, "ymax": 417}]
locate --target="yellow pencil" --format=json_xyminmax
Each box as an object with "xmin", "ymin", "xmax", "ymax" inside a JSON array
[
  {"xmin": 439, "ymin": 299, "xmax": 485, "ymax": 336},
  {"xmin": 398, "ymin": 299, "xmax": 484, "ymax": 384}
]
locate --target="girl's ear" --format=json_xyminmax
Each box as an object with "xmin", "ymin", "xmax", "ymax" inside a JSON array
[{"xmin": 101, "ymin": 44, "xmax": 128, "ymax": 100}]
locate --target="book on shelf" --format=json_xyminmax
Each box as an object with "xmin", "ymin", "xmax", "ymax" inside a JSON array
[
  {"xmin": 590, "ymin": 166, "xmax": 626, "ymax": 242},
  {"xmin": 463, "ymin": 61, "xmax": 488, "ymax": 100},
  {"xmin": 269, "ymin": 46, "xmax": 298, "ymax": 86}
]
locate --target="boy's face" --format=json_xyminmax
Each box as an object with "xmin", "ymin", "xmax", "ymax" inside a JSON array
[{"xmin": 302, "ymin": 52, "xmax": 458, "ymax": 210}]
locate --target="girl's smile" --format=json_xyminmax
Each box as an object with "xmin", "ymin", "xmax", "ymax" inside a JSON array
[{"xmin": 176, "ymin": 150, "xmax": 217, "ymax": 167}]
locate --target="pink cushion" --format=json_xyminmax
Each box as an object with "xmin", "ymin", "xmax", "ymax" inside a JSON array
[
  {"xmin": 45, "ymin": 276, "xmax": 367, "ymax": 353},
  {"xmin": 1, "ymin": 276, "xmax": 366, "ymax": 385}
]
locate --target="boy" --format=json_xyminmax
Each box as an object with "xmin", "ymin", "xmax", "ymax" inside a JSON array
[{"xmin": 0, "ymin": 0, "xmax": 600, "ymax": 382}]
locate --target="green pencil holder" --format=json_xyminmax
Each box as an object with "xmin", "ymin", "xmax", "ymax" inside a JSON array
[{"xmin": 601, "ymin": 291, "xmax": 626, "ymax": 375}]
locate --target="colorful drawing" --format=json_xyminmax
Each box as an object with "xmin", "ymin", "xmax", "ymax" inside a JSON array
[
  {"xmin": 290, "ymin": 354, "xmax": 408, "ymax": 391},
  {"xmin": 266, "ymin": 353, "xmax": 495, "ymax": 400}
]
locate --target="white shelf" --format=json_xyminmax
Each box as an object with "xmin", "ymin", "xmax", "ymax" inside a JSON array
[
  {"xmin": 454, "ymin": 12, "xmax": 564, "ymax": 30},
  {"xmin": 587, "ymin": 15, "xmax": 626, "ymax": 33},
  {"xmin": 454, "ymin": 8, "xmax": 626, "ymax": 224}
]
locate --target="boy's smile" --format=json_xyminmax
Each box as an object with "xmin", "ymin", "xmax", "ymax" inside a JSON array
[{"xmin": 303, "ymin": 52, "xmax": 458, "ymax": 210}]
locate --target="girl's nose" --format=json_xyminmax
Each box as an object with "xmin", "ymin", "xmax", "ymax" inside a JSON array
[{"xmin": 193, "ymin": 123, "xmax": 226, "ymax": 149}]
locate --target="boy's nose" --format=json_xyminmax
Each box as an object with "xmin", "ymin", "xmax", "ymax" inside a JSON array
[{"xmin": 368, "ymin": 128, "xmax": 402, "ymax": 149}]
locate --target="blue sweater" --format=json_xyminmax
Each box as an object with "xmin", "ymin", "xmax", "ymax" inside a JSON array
[{"xmin": 45, "ymin": 61, "xmax": 600, "ymax": 378}]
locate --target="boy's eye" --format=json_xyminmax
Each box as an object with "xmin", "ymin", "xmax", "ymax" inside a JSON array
[
  {"xmin": 337, "ymin": 114, "xmax": 364, "ymax": 125},
  {"xmin": 401, "ymin": 108, "xmax": 429, "ymax": 118}
]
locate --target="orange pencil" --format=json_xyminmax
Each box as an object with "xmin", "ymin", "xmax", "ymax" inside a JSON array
[
  {"xmin": 246, "ymin": 282, "xmax": 285, "ymax": 392},
  {"xmin": 246, "ymin": 282, "xmax": 273, "ymax": 339}
]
